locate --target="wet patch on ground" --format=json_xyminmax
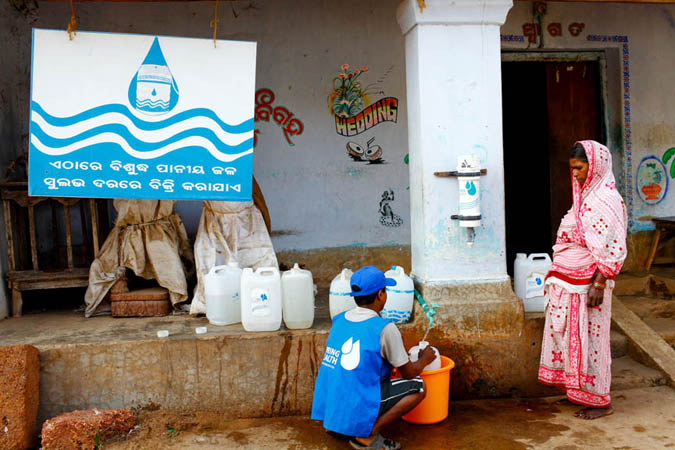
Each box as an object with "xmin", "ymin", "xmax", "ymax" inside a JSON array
[{"xmin": 105, "ymin": 396, "xmax": 570, "ymax": 450}]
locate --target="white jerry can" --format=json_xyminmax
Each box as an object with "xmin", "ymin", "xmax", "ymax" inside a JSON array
[
  {"xmin": 514, "ymin": 253, "xmax": 552, "ymax": 312},
  {"xmin": 329, "ymin": 268, "xmax": 356, "ymax": 319},
  {"xmin": 382, "ymin": 266, "xmax": 414, "ymax": 323},
  {"xmin": 240, "ymin": 267, "xmax": 282, "ymax": 332},
  {"xmin": 281, "ymin": 263, "xmax": 315, "ymax": 330},
  {"xmin": 204, "ymin": 261, "xmax": 243, "ymax": 326}
]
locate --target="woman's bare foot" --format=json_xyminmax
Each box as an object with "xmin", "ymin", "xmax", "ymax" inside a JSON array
[{"xmin": 574, "ymin": 405, "xmax": 613, "ymax": 420}]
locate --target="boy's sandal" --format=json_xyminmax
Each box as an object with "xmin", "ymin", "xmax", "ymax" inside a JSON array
[{"xmin": 349, "ymin": 434, "xmax": 401, "ymax": 450}]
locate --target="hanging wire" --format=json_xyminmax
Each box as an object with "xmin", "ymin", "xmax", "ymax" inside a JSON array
[
  {"xmin": 66, "ymin": 0, "xmax": 76, "ymax": 40},
  {"xmin": 210, "ymin": 0, "xmax": 219, "ymax": 48}
]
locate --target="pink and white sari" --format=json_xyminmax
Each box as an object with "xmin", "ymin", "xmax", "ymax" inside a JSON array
[{"xmin": 538, "ymin": 140, "xmax": 627, "ymax": 407}]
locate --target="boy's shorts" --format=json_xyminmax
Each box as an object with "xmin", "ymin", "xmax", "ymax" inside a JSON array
[{"xmin": 378, "ymin": 376, "xmax": 424, "ymax": 416}]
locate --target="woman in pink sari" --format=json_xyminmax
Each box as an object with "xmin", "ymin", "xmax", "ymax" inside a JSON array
[{"xmin": 538, "ymin": 140, "xmax": 627, "ymax": 419}]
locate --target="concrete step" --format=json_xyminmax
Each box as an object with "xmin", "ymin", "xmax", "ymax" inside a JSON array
[
  {"xmin": 615, "ymin": 269, "xmax": 675, "ymax": 298},
  {"xmin": 614, "ymin": 273, "xmax": 652, "ymax": 296},
  {"xmin": 643, "ymin": 317, "xmax": 675, "ymax": 348},
  {"xmin": 610, "ymin": 329, "xmax": 628, "ymax": 358},
  {"xmin": 618, "ymin": 295, "xmax": 675, "ymax": 320},
  {"xmin": 612, "ymin": 298, "xmax": 675, "ymax": 388},
  {"xmin": 611, "ymin": 355, "xmax": 667, "ymax": 390},
  {"xmin": 616, "ymin": 295, "xmax": 675, "ymax": 349}
]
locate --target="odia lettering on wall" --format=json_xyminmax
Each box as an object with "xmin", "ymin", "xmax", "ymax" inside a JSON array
[{"xmin": 254, "ymin": 88, "xmax": 304, "ymax": 146}]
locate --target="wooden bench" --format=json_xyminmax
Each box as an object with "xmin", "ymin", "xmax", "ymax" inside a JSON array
[{"xmin": 645, "ymin": 216, "xmax": 675, "ymax": 271}]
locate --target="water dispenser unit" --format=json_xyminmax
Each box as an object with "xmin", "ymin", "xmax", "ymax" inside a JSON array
[{"xmin": 434, "ymin": 155, "xmax": 487, "ymax": 247}]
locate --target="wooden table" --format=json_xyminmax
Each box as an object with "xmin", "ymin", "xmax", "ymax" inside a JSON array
[{"xmin": 645, "ymin": 216, "xmax": 675, "ymax": 271}]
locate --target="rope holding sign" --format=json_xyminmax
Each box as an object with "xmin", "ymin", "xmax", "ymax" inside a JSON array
[
  {"xmin": 210, "ymin": 0, "xmax": 219, "ymax": 48},
  {"xmin": 66, "ymin": 0, "xmax": 77, "ymax": 40}
]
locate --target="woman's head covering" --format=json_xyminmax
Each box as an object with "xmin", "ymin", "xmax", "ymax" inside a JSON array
[{"xmin": 570, "ymin": 140, "xmax": 627, "ymax": 277}]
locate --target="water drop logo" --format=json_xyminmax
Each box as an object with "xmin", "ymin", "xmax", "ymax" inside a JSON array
[
  {"xmin": 128, "ymin": 37, "xmax": 180, "ymax": 115},
  {"xmin": 466, "ymin": 181, "xmax": 477, "ymax": 196},
  {"xmin": 340, "ymin": 337, "xmax": 361, "ymax": 371}
]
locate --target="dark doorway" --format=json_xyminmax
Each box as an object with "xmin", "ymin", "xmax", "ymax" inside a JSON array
[{"xmin": 502, "ymin": 59, "xmax": 604, "ymax": 276}]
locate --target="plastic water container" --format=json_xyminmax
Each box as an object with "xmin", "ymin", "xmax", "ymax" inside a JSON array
[
  {"xmin": 241, "ymin": 267, "xmax": 282, "ymax": 332},
  {"xmin": 408, "ymin": 340, "xmax": 441, "ymax": 372},
  {"xmin": 514, "ymin": 253, "xmax": 552, "ymax": 312},
  {"xmin": 204, "ymin": 262, "xmax": 243, "ymax": 326},
  {"xmin": 281, "ymin": 263, "xmax": 315, "ymax": 330},
  {"xmin": 329, "ymin": 268, "xmax": 356, "ymax": 319},
  {"xmin": 382, "ymin": 266, "xmax": 414, "ymax": 323}
]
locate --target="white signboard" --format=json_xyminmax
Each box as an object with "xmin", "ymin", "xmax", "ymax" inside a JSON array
[{"xmin": 29, "ymin": 29, "xmax": 256, "ymax": 200}]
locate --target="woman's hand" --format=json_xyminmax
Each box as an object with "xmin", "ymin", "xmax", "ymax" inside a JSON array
[
  {"xmin": 587, "ymin": 286, "xmax": 604, "ymax": 307},
  {"xmin": 587, "ymin": 272, "xmax": 607, "ymax": 307}
]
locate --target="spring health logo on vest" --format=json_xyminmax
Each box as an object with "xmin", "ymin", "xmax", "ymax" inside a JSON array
[{"xmin": 340, "ymin": 337, "xmax": 360, "ymax": 370}]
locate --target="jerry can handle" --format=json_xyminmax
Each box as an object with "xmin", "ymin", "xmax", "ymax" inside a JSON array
[
  {"xmin": 208, "ymin": 265, "xmax": 225, "ymax": 276},
  {"xmin": 528, "ymin": 253, "xmax": 551, "ymax": 262},
  {"xmin": 256, "ymin": 267, "xmax": 278, "ymax": 276}
]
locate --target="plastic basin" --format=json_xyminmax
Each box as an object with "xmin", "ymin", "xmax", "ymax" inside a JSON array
[{"xmin": 402, "ymin": 355, "xmax": 454, "ymax": 424}]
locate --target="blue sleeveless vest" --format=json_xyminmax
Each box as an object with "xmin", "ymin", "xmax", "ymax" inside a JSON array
[{"xmin": 311, "ymin": 312, "xmax": 392, "ymax": 437}]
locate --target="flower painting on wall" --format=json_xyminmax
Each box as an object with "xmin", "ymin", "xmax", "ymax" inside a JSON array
[{"xmin": 328, "ymin": 64, "xmax": 370, "ymax": 118}]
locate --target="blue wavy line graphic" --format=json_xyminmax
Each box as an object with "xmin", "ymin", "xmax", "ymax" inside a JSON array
[
  {"xmin": 31, "ymin": 121, "xmax": 253, "ymax": 154},
  {"xmin": 29, "ymin": 142, "xmax": 254, "ymax": 162},
  {"xmin": 31, "ymin": 101, "xmax": 254, "ymax": 134},
  {"xmin": 136, "ymin": 100, "xmax": 170, "ymax": 107}
]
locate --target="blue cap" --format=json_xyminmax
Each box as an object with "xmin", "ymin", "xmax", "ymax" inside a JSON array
[{"xmin": 350, "ymin": 265, "xmax": 396, "ymax": 296}]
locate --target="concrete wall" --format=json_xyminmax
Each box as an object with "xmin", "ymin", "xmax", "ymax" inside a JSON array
[
  {"xmin": 1, "ymin": 0, "xmax": 674, "ymax": 291},
  {"xmin": 502, "ymin": 2, "xmax": 675, "ymax": 269}
]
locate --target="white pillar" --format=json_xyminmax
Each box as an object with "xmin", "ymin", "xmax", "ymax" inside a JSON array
[{"xmin": 398, "ymin": 0, "xmax": 513, "ymax": 285}]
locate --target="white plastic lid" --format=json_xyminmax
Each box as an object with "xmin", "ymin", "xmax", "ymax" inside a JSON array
[
  {"xmin": 157, "ymin": 330, "xmax": 169, "ymax": 338},
  {"xmin": 195, "ymin": 326, "xmax": 207, "ymax": 335}
]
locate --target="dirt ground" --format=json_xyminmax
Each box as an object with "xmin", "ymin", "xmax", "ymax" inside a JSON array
[{"xmin": 103, "ymin": 386, "xmax": 675, "ymax": 450}]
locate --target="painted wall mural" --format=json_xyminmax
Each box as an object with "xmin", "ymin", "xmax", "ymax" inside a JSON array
[
  {"xmin": 254, "ymin": 88, "xmax": 304, "ymax": 146},
  {"xmin": 346, "ymin": 137, "xmax": 384, "ymax": 163},
  {"xmin": 636, "ymin": 156, "xmax": 668, "ymax": 205},
  {"xmin": 661, "ymin": 146, "xmax": 675, "ymax": 177},
  {"xmin": 328, "ymin": 64, "xmax": 398, "ymax": 137},
  {"xmin": 379, "ymin": 189, "xmax": 402, "ymax": 227}
]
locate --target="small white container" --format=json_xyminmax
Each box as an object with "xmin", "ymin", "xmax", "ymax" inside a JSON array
[
  {"xmin": 514, "ymin": 253, "xmax": 552, "ymax": 312},
  {"xmin": 408, "ymin": 340, "xmax": 441, "ymax": 372},
  {"xmin": 281, "ymin": 263, "xmax": 315, "ymax": 330},
  {"xmin": 204, "ymin": 261, "xmax": 243, "ymax": 326},
  {"xmin": 241, "ymin": 266, "xmax": 282, "ymax": 332},
  {"xmin": 329, "ymin": 268, "xmax": 356, "ymax": 319},
  {"xmin": 157, "ymin": 330, "xmax": 169, "ymax": 338},
  {"xmin": 382, "ymin": 266, "xmax": 414, "ymax": 323}
]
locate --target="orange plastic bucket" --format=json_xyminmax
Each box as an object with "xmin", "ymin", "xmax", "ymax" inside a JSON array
[{"xmin": 402, "ymin": 356, "xmax": 454, "ymax": 424}]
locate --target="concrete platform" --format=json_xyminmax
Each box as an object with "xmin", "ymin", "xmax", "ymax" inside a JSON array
[
  {"xmin": 103, "ymin": 386, "xmax": 675, "ymax": 450},
  {"xmin": 0, "ymin": 302, "xmax": 665, "ymax": 426}
]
